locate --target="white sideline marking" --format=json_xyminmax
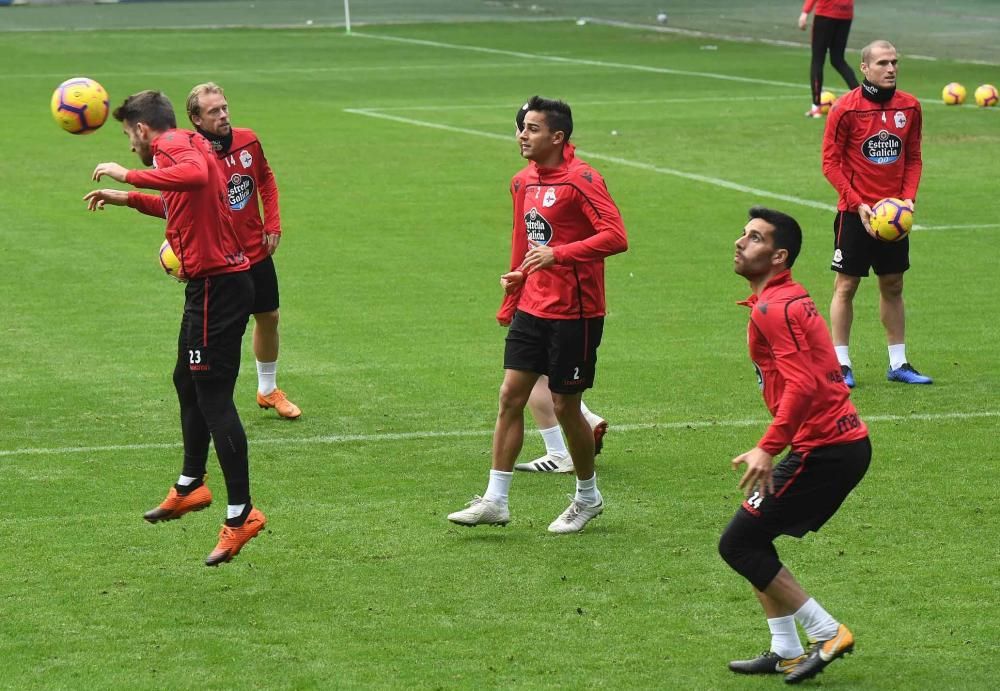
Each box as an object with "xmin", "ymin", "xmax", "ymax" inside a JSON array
[
  {"xmin": 2, "ymin": 411, "xmax": 997, "ymax": 459},
  {"xmin": 353, "ymin": 32, "xmax": 999, "ymax": 112},
  {"xmin": 345, "ymin": 109, "xmax": 999, "ymax": 231},
  {"xmin": 358, "ymin": 94, "xmax": 805, "ymax": 112},
  {"xmin": 345, "ymin": 108, "xmax": 838, "ymax": 212},
  {"xmin": 4, "ymin": 62, "xmax": 534, "ymax": 81},
  {"xmin": 353, "ymin": 32, "xmax": 807, "ymax": 90}
]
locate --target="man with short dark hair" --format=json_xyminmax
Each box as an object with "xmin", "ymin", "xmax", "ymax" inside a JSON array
[
  {"xmin": 186, "ymin": 82, "xmax": 301, "ymax": 420},
  {"xmin": 721, "ymin": 206, "xmax": 870, "ymax": 684},
  {"xmin": 823, "ymin": 39, "xmax": 930, "ymax": 386},
  {"xmin": 448, "ymin": 96, "xmax": 628, "ymax": 533},
  {"xmin": 84, "ymin": 90, "xmax": 266, "ymax": 566}
]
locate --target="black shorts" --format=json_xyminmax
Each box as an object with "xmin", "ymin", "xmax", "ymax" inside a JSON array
[
  {"xmin": 737, "ymin": 436, "xmax": 871, "ymax": 538},
  {"xmin": 504, "ymin": 310, "xmax": 604, "ymax": 394},
  {"xmin": 249, "ymin": 254, "xmax": 280, "ymax": 314},
  {"xmin": 832, "ymin": 211, "xmax": 909, "ymax": 277},
  {"xmin": 177, "ymin": 271, "xmax": 253, "ymax": 381}
]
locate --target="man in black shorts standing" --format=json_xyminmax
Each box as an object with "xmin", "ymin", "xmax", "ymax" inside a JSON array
[
  {"xmin": 84, "ymin": 90, "xmax": 266, "ymax": 566},
  {"xmin": 822, "ymin": 40, "xmax": 931, "ymax": 386},
  {"xmin": 799, "ymin": 0, "xmax": 859, "ymax": 117},
  {"xmin": 721, "ymin": 207, "xmax": 870, "ymax": 684},
  {"xmin": 447, "ymin": 96, "xmax": 628, "ymax": 533},
  {"xmin": 187, "ymin": 82, "xmax": 301, "ymax": 419}
]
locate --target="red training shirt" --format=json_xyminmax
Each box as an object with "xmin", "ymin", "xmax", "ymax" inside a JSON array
[
  {"xmin": 822, "ymin": 87, "xmax": 923, "ymax": 211},
  {"xmin": 740, "ymin": 271, "xmax": 868, "ymax": 455},
  {"xmin": 497, "ymin": 143, "xmax": 628, "ymax": 323},
  {"xmin": 801, "ymin": 0, "xmax": 853, "ymax": 20},
  {"xmin": 126, "ymin": 129, "xmax": 248, "ymax": 279},
  {"xmin": 214, "ymin": 127, "xmax": 281, "ymax": 267}
]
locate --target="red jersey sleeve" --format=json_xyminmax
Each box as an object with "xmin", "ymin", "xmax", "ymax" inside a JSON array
[
  {"xmin": 126, "ymin": 191, "xmax": 166, "ymax": 218},
  {"xmin": 257, "ymin": 147, "xmax": 282, "ymax": 234},
  {"xmin": 822, "ymin": 104, "xmax": 865, "ymax": 211},
  {"xmin": 125, "ymin": 140, "xmax": 210, "ymax": 191},
  {"xmin": 801, "ymin": 0, "xmax": 816, "ymax": 12},
  {"xmin": 497, "ymin": 175, "xmax": 528, "ymax": 324},
  {"xmin": 755, "ymin": 303, "xmax": 819, "ymax": 455},
  {"xmin": 901, "ymin": 101, "xmax": 923, "ymax": 202},
  {"xmin": 551, "ymin": 169, "xmax": 628, "ymax": 265}
]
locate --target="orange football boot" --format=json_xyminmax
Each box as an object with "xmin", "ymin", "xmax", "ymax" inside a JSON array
[
  {"xmin": 143, "ymin": 483, "xmax": 212, "ymax": 523},
  {"xmin": 256, "ymin": 388, "xmax": 301, "ymax": 419},
  {"xmin": 204, "ymin": 507, "xmax": 267, "ymax": 566}
]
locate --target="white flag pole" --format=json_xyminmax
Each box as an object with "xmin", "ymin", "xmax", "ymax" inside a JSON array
[{"xmin": 344, "ymin": 0, "xmax": 352, "ymax": 34}]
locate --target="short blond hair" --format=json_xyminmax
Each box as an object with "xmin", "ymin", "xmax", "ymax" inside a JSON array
[
  {"xmin": 861, "ymin": 40, "xmax": 896, "ymax": 65},
  {"xmin": 186, "ymin": 82, "xmax": 225, "ymax": 120}
]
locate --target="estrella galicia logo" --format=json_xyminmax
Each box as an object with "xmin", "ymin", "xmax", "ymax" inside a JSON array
[
  {"xmin": 862, "ymin": 129, "xmax": 902, "ymax": 165},
  {"xmin": 228, "ymin": 174, "xmax": 255, "ymax": 211},
  {"xmin": 524, "ymin": 206, "xmax": 553, "ymax": 245}
]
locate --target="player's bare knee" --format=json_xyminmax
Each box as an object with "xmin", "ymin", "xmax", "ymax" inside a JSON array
[
  {"xmin": 833, "ymin": 274, "xmax": 861, "ymax": 300},
  {"xmin": 878, "ymin": 273, "xmax": 903, "ymax": 298},
  {"xmin": 253, "ymin": 309, "xmax": 279, "ymax": 330}
]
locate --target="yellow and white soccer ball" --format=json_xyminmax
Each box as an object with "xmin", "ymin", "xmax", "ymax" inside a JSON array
[
  {"xmin": 974, "ymin": 84, "xmax": 998, "ymax": 108},
  {"xmin": 941, "ymin": 82, "xmax": 966, "ymax": 105},
  {"xmin": 158, "ymin": 240, "xmax": 182, "ymax": 279},
  {"xmin": 869, "ymin": 198, "xmax": 913, "ymax": 242},
  {"xmin": 819, "ymin": 91, "xmax": 836, "ymax": 114},
  {"xmin": 50, "ymin": 77, "xmax": 109, "ymax": 134}
]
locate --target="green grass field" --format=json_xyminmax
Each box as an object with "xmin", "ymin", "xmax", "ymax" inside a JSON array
[{"xmin": 1, "ymin": 8, "xmax": 999, "ymax": 689}]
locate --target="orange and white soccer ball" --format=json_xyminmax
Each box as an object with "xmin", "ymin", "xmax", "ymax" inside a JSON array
[
  {"xmin": 50, "ymin": 77, "xmax": 109, "ymax": 134},
  {"xmin": 941, "ymin": 82, "xmax": 966, "ymax": 105},
  {"xmin": 974, "ymin": 84, "xmax": 998, "ymax": 108},
  {"xmin": 870, "ymin": 198, "xmax": 913, "ymax": 242}
]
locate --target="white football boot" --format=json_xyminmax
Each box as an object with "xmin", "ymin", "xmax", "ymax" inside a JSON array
[
  {"xmin": 447, "ymin": 496, "xmax": 510, "ymax": 527},
  {"xmin": 514, "ymin": 452, "xmax": 574, "ymax": 473},
  {"xmin": 547, "ymin": 494, "xmax": 604, "ymax": 534}
]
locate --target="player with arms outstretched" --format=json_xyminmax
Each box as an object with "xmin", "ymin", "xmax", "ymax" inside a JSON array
[{"xmin": 84, "ymin": 90, "xmax": 266, "ymax": 566}]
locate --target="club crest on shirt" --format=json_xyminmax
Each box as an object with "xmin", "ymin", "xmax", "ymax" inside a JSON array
[
  {"xmin": 894, "ymin": 111, "xmax": 906, "ymax": 129},
  {"xmin": 239, "ymin": 150, "xmax": 253, "ymax": 169},
  {"xmin": 524, "ymin": 206, "xmax": 553, "ymax": 245},
  {"xmin": 861, "ymin": 129, "xmax": 901, "ymax": 165},
  {"xmin": 228, "ymin": 173, "xmax": 255, "ymax": 211},
  {"xmin": 542, "ymin": 187, "xmax": 557, "ymax": 208}
]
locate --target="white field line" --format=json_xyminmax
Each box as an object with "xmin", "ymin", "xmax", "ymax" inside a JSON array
[
  {"xmin": 352, "ymin": 32, "xmax": 808, "ymax": 90},
  {"xmin": 345, "ymin": 108, "xmax": 1000, "ymax": 231},
  {"xmin": 353, "ymin": 32, "xmax": 1000, "ymax": 113},
  {"xmin": 340, "ymin": 106, "xmax": 827, "ymax": 224},
  {"xmin": 353, "ymin": 94, "xmax": 806, "ymax": 111},
  {"xmin": 2, "ymin": 410, "xmax": 997, "ymax": 459},
  {"xmin": 5, "ymin": 62, "xmax": 534, "ymax": 81},
  {"xmin": 345, "ymin": 108, "xmax": 838, "ymax": 212}
]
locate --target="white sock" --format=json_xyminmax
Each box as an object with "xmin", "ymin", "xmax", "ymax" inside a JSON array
[
  {"xmin": 794, "ymin": 598, "xmax": 840, "ymax": 642},
  {"xmin": 226, "ymin": 503, "xmax": 246, "ymax": 520},
  {"xmin": 256, "ymin": 360, "xmax": 277, "ymax": 396},
  {"xmin": 574, "ymin": 474, "xmax": 601, "ymax": 507},
  {"xmin": 834, "ymin": 346, "xmax": 852, "ymax": 368},
  {"xmin": 483, "ymin": 469, "xmax": 513, "ymax": 505},
  {"xmin": 579, "ymin": 400, "xmax": 603, "ymax": 428},
  {"xmin": 176, "ymin": 474, "xmax": 198, "ymax": 487},
  {"xmin": 888, "ymin": 343, "xmax": 907, "ymax": 370},
  {"xmin": 768, "ymin": 615, "xmax": 805, "ymax": 658},
  {"xmin": 539, "ymin": 425, "xmax": 568, "ymax": 458}
]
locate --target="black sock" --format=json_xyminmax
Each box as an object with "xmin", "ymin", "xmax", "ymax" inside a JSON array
[
  {"xmin": 174, "ymin": 477, "xmax": 204, "ymax": 495},
  {"xmin": 224, "ymin": 502, "xmax": 253, "ymax": 528}
]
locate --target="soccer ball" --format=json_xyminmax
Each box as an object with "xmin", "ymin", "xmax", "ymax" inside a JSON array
[
  {"xmin": 159, "ymin": 239, "xmax": 182, "ymax": 278},
  {"xmin": 819, "ymin": 91, "xmax": 836, "ymax": 114},
  {"xmin": 974, "ymin": 84, "xmax": 998, "ymax": 108},
  {"xmin": 869, "ymin": 198, "xmax": 913, "ymax": 242},
  {"xmin": 51, "ymin": 77, "xmax": 109, "ymax": 134},
  {"xmin": 941, "ymin": 82, "xmax": 967, "ymax": 105}
]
